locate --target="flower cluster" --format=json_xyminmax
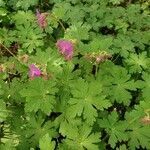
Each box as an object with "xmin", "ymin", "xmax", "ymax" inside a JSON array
[
  {"xmin": 29, "ymin": 64, "xmax": 41, "ymax": 79},
  {"xmin": 56, "ymin": 39, "xmax": 74, "ymax": 60},
  {"xmin": 85, "ymin": 52, "xmax": 112, "ymax": 64},
  {"xmin": 36, "ymin": 9, "xmax": 48, "ymax": 29}
]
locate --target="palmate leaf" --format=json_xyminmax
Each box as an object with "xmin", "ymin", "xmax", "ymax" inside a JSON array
[
  {"xmin": 16, "ymin": 22, "xmax": 45, "ymax": 53},
  {"xmin": 127, "ymin": 126, "xmax": 150, "ymax": 150},
  {"xmin": 67, "ymin": 79, "xmax": 111, "ymax": 125},
  {"xmin": 79, "ymin": 36, "xmax": 113, "ymax": 54},
  {"xmin": 0, "ymin": 28, "xmax": 16, "ymax": 46},
  {"xmin": 98, "ymin": 111, "xmax": 128, "ymax": 149},
  {"xmin": 125, "ymin": 101, "xmax": 150, "ymax": 149},
  {"xmin": 124, "ymin": 52, "xmax": 150, "ymax": 73},
  {"xmin": 116, "ymin": 144, "xmax": 127, "ymax": 150},
  {"xmin": 18, "ymin": 113, "xmax": 57, "ymax": 149},
  {"xmin": 1, "ymin": 79, "xmax": 25, "ymax": 103},
  {"xmin": 59, "ymin": 124, "xmax": 100, "ymax": 150},
  {"xmin": 52, "ymin": 2, "xmax": 71, "ymax": 20},
  {"xmin": 16, "ymin": 0, "xmax": 38, "ymax": 10},
  {"xmin": 20, "ymin": 78, "xmax": 58, "ymax": 114},
  {"xmin": 39, "ymin": 133, "xmax": 55, "ymax": 150},
  {"xmin": 57, "ymin": 62, "xmax": 81, "ymax": 87},
  {"xmin": 64, "ymin": 22, "xmax": 90, "ymax": 41},
  {"xmin": 67, "ymin": 5, "xmax": 85, "ymax": 24},
  {"xmin": 53, "ymin": 1, "xmax": 85, "ymax": 24},
  {"xmin": 31, "ymin": 48, "xmax": 55, "ymax": 64},
  {"xmin": 54, "ymin": 104, "xmax": 82, "ymax": 139},
  {"xmin": 109, "ymin": 67, "xmax": 137, "ymax": 105},
  {"xmin": 97, "ymin": 63, "xmax": 137, "ymax": 105},
  {"xmin": 112, "ymin": 34, "xmax": 135, "ymax": 57},
  {"xmin": 59, "ymin": 118, "xmax": 79, "ymax": 140},
  {"xmin": 12, "ymin": 10, "xmax": 35, "ymax": 25},
  {"xmin": 136, "ymin": 73, "xmax": 150, "ymax": 100}
]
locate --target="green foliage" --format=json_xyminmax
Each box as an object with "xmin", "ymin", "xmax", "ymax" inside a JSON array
[
  {"xmin": 59, "ymin": 124, "xmax": 100, "ymax": 150},
  {"xmin": 124, "ymin": 52, "xmax": 150, "ymax": 73},
  {"xmin": 68, "ymin": 79, "xmax": 111, "ymax": 125},
  {"xmin": 39, "ymin": 133, "xmax": 55, "ymax": 150},
  {"xmin": 97, "ymin": 62, "xmax": 137, "ymax": 105},
  {"xmin": 0, "ymin": 99, "xmax": 8, "ymax": 122},
  {"xmin": 16, "ymin": 22, "xmax": 45, "ymax": 53},
  {"xmin": 0, "ymin": 0, "xmax": 150, "ymax": 149},
  {"xmin": 136, "ymin": 73, "xmax": 150, "ymax": 100},
  {"xmin": 20, "ymin": 78, "xmax": 58, "ymax": 114},
  {"xmin": 12, "ymin": 10, "xmax": 35, "ymax": 25},
  {"xmin": 21, "ymin": 113, "xmax": 57, "ymax": 148},
  {"xmin": 99, "ymin": 112, "xmax": 128, "ymax": 148},
  {"xmin": 125, "ymin": 100, "xmax": 150, "ymax": 149},
  {"xmin": 64, "ymin": 23, "xmax": 90, "ymax": 40}
]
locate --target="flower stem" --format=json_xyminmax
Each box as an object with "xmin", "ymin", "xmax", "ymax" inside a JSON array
[
  {"xmin": 0, "ymin": 42, "xmax": 27, "ymax": 66},
  {"xmin": 49, "ymin": 13, "xmax": 66, "ymax": 31}
]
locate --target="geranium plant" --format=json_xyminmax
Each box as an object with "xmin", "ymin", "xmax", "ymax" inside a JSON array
[{"xmin": 0, "ymin": 0, "xmax": 150, "ymax": 150}]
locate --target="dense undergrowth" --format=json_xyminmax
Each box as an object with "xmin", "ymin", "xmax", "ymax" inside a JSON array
[{"xmin": 0, "ymin": 0, "xmax": 150, "ymax": 150}]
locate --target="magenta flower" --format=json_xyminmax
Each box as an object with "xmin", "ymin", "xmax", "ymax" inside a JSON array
[
  {"xmin": 36, "ymin": 9, "xmax": 48, "ymax": 29},
  {"xmin": 29, "ymin": 64, "xmax": 41, "ymax": 79},
  {"xmin": 56, "ymin": 39, "xmax": 74, "ymax": 60}
]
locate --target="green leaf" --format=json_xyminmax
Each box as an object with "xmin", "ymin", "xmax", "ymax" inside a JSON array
[
  {"xmin": 64, "ymin": 22, "xmax": 90, "ymax": 41},
  {"xmin": 67, "ymin": 79, "xmax": 111, "ymax": 125},
  {"xmin": 97, "ymin": 64, "xmax": 137, "ymax": 105},
  {"xmin": 1, "ymin": 79, "xmax": 25, "ymax": 103},
  {"xmin": 0, "ymin": 28, "xmax": 16, "ymax": 46},
  {"xmin": 52, "ymin": 2, "xmax": 71, "ymax": 20},
  {"xmin": 136, "ymin": 73, "xmax": 150, "ymax": 100},
  {"xmin": 0, "ymin": 99, "xmax": 8, "ymax": 122},
  {"xmin": 125, "ymin": 101, "xmax": 150, "ymax": 149},
  {"xmin": 65, "ymin": 4, "xmax": 85, "ymax": 24},
  {"xmin": 80, "ymin": 36, "xmax": 113, "ymax": 54},
  {"xmin": 16, "ymin": 22, "xmax": 45, "ymax": 53},
  {"xmin": 21, "ymin": 113, "xmax": 57, "ymax": 148},
  {"xmin": 116, "ymin": 144, "xmax": 127, "ymax": 150},
  {"xmin": 39, "ymin": 133, "xmax": 55, "ymax": 150},
  {"xmin": 98, "ymin": 112, "xmax": 128, "ymax": 148},
  {"xmin": 127, "ymin": 126, "xmax": 150, "ymax": 150},
  {"xmin": 20, "ymin": 78, "xmax": 58, "ymax": 114},
  {"xmin": 112, "ymin": 34, "xmax": 134, "ymax": 57},
  {"xmin": 124, "ymin": 52, "xmax": 150, "ymax": 73},
  {"xmin": 60, "ymin": 124, "xmax": 100, "ymax": 150},
  {"xmin": 12, "ymin": 10, "xmax": 35, "ymax": 25},
  {"xmin": 16, "ymin": 0, "xmax": 38, "ymax": 10},
  {"xmin": 54, "ymin": 111, "xmax": 81, "ymax": 139}
]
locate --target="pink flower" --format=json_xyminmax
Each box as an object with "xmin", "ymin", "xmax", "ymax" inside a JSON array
[
  {"xmin": 36, "ymin": 9, "xmax": 48, "ymax": 29},
  {"xmin": 29, "ymin": 64, "xmax": 41, "ymax": 79},
  {"xmin": 56, "ymin": 39, "xmax": 74, "ymax": 60}
]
